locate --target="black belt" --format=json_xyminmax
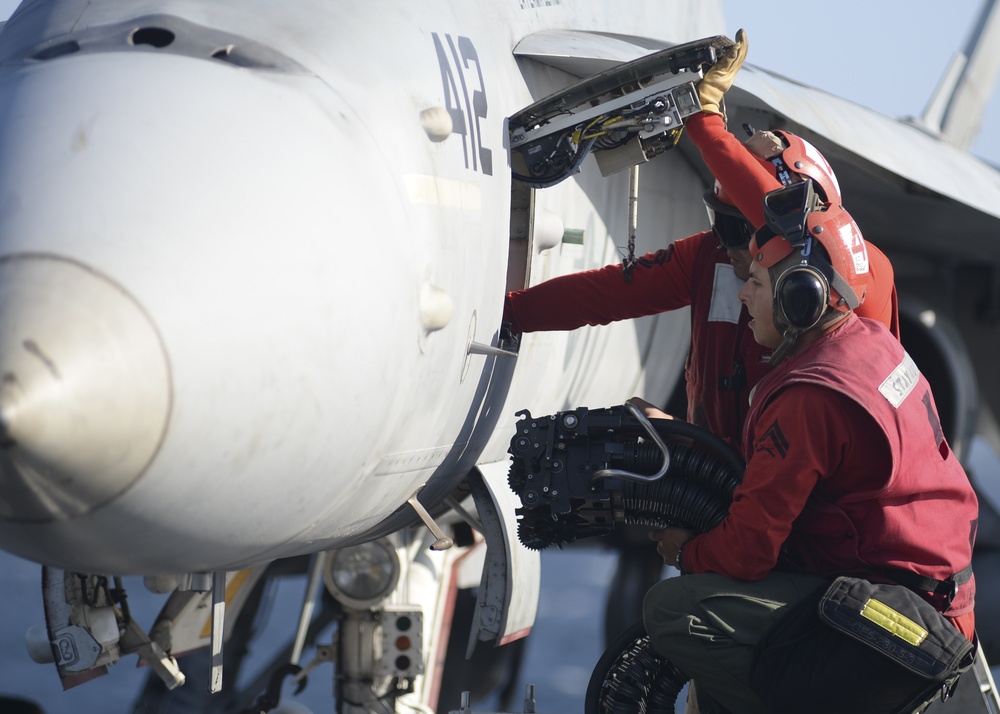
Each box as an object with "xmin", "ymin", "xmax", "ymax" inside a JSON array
[{"xmin": 884, "ymin": 563, "xmax": 973, "ymax": 611}]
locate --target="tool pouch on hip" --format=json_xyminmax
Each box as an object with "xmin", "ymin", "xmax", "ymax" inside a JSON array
[
  {"xmin": 750, "ymin": 576, "xmax": 976, "ymax": 714},
  {"xmin": 818, "ymin": 576, "xmax": 974, "ymax": 681}
]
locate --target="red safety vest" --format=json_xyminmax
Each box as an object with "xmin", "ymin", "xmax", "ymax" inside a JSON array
[{"xmin": 744, "ymin": 316, "xmax": 977, "ymax": 615}]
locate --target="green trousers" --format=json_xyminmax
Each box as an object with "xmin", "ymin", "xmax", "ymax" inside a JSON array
[{"xmin": 642, "ymin": 571, "xmax": 828, "ymax": 714}]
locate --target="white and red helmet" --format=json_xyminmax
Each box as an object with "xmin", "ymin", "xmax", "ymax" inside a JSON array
[
  {"xmin": 704, "ymin": 128, "xmax": 844, "ymax": 250},
  {"xmin": 749, "ymin": 180, "xmax": 869, "ymax": 332},
  {"xmin": 746, "ymin": 129, "xmax": 843, "ymax": 206}
]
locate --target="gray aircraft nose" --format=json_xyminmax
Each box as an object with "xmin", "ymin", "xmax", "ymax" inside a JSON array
[{"xmin": 0, "ymin": 254, "xmax": 171, "ymax": 523}]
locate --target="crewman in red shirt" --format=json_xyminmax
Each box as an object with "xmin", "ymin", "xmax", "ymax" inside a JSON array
[
  {"xmin": 507, "ymin": 31, "xmax": 907, "ymax": 669},
  {"xmin": 642, "ymin": 178, "xmax": 978, "ymax": 714},
  {"xmin": 504, "ymin": 30, "xmax": 898, "ymax": 448}
]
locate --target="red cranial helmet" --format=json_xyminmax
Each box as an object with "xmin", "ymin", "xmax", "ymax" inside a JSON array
[
  {"xmin": 749, "ymin": 180, "xmax": 869, "ymax": 334},
  {"xmin": 746, "ymin": 129, "xmax": 843, "ymax": 206}
]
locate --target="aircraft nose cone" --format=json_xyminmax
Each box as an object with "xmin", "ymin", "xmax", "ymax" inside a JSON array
[{"xmin": 0, "ymin": 255, "xmax": 170, "ymax": 523}]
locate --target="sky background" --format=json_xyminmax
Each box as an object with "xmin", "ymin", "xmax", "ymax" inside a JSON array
[
  {"xmin": 0, "ymin": 0, "xmax": 996, "ymax": 164},
  {"xmin": 0, "ymin": 2, "xmax": 995, "ymax": 712},
  {"xmin": 722, "ymin": 0, "xmax": 1000, "ymax": 166}
]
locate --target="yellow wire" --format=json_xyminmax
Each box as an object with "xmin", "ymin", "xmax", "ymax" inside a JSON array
[{"xmin": 576, "ymin": 114, "xmax": 623, "ymax": 141}]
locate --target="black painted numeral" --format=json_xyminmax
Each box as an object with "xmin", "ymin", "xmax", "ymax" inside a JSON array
[{"xmin": 432, "ymin": 33, "xmax": 492, "ymax": 175}]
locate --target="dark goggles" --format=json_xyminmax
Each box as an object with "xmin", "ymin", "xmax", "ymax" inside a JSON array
[
  {"xmin": 709, "ymin": 208, "xmax": 755, "ymax": 249},
  {"xmin": 761, "ymin": 179, "xmax": 823, "ymax": 247}
]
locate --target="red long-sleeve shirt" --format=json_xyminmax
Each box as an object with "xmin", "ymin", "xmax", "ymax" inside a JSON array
[
  {"xmin": 684, "ymin": 315, "xmax": 977, "ymax": 639},
  {"xmin": 505, "ymin": 233, "xmax": 771, "ymax": 442}
]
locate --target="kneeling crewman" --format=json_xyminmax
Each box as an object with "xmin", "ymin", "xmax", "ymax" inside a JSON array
[{"xmin": 643, "ymin": 179, "xmax": 978, "ymax": 714}]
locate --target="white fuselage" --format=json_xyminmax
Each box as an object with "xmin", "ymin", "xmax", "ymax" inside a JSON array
[{"xmin": 0, "ymin": 0, "xmax": 723, "ymax": 573}]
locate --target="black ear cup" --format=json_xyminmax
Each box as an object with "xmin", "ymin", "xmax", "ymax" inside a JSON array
[{"xmin": 775, "ymin": 265, "xmax": 829, "ymax": 330}]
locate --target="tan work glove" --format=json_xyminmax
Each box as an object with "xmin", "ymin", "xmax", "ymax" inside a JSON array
[
  {"xmin": 697, "ymin": 28, "xmax": 748, "ymax": 118},
  {"xmin": 745, "ymin": 129, "xmax": 785, "ymax": 160}
]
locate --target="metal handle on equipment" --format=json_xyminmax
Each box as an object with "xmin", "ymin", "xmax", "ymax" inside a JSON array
[{"xmin": 590, "ymin": 401, "xmax": 671, "ymax": 483}]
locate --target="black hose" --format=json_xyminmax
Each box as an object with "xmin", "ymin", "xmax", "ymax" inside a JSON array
[{"xmin": 582, "ymin": 418, "xmax": 743, "ymax": 713}]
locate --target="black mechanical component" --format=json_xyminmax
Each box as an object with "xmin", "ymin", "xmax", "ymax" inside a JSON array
[
  {"xmin": 585, "ymin": 619, "xmax": 687, "ymax": 714},
  {"xmin": 509, "ymin": 35, "xmax": 733, "ymax": 131},
  {"xmin": 507, "ymin": 405, "xmax": 744, "ymax": 551},
  {"xmin": 507, "ymin": 35, "xmax": 734, "ymax": 189},
  {"xmin": 511, "ymin": 134, "xmax": 597, "ymax": 189},
  {"xmin": 508, "ymin": 404, "xmax": 746, "ymax": 712}
]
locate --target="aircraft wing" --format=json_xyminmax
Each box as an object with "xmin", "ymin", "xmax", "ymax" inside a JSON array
[{"xmin": 725, "ymin": 65, "xmax": 1000, "ymax": 258}]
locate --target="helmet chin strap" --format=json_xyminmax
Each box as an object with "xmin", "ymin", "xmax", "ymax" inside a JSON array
[
  {"xmin": 768, "ymin": 284, "xmax": 807, "ymax": 365},
  {"xmin": 767, "ymin": 308, "xmax": 851, "ymax": 365},
  {"xmin": 767, "ymin": 329, "xmax": 801, "ymax": 365}
]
